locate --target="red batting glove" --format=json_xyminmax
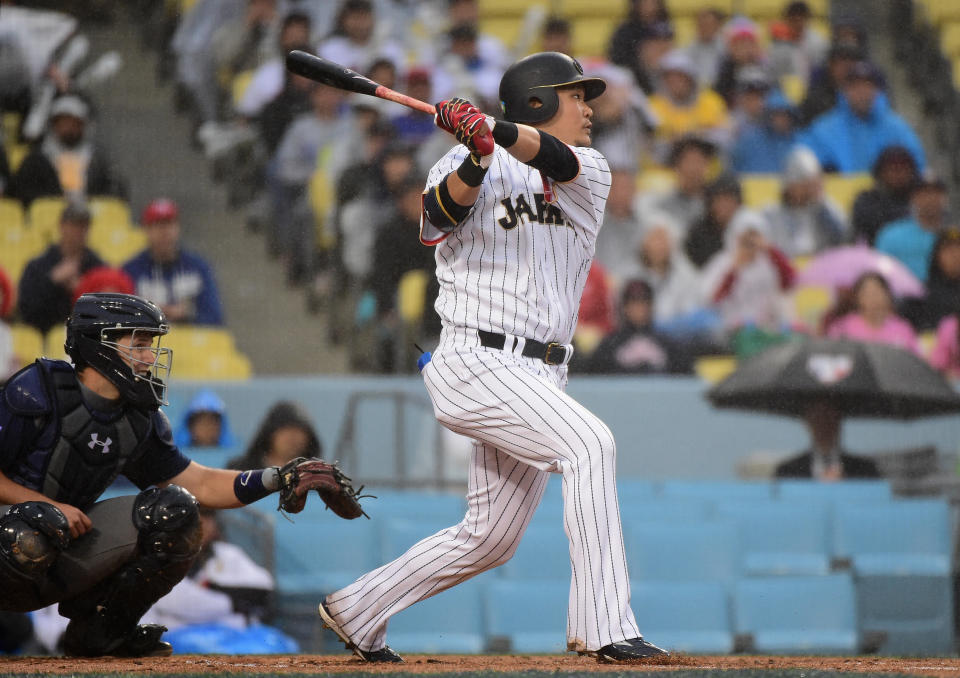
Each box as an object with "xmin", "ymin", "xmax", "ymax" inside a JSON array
[{"xmin": 435, "ymin": 98, "xmax": 494, "ymax": 157}]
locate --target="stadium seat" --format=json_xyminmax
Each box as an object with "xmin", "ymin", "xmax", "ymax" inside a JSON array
[
  {"xmin": 693, "ymin": 355, "xmax": 737, "ymax": 383},
  {"xmin": 855, "ymin": 574, "xmax": 955, "ymax": 655},
  {"xmin": 779, "ymin": 73, "xmax": 807, "ymax": 104},
  {"xmin": 632, "ymin": 580, "xmax": 734, "ymax": 653},
  {"xmin": 733, "ymin": 574, "xmax": 858, "ymax": 654},
  {"xmin": 925, "ymin": 0, "xmax": 960, "ymax": 26},
  {"xmin": 620, "ymin": 498, "xmax": 712, "ymax": 524},
  {"xmin": 740, "ymin": 174, "xmax": 781, "ymax": 209},
  {"xmin": 90, "ymin": 197, "xmax": 133, "ymax": 233},
  {"xmin": 665, "ymin": 0, "xmax": 733, "ymax": 18},
  {"xmin": 637, "ymin": 167, "xmax": 675, "ymax": 195},
  {"xmin": 231, "ymin": 70, "xmax": 255, "ymax": 108},
  {"xmin": 500, "ymin": 523, "xmax": 570, "ymax": 580},
  {"xmin": 479, "ymin": 17, "xmax": 524, "ymax": 51},
  {"xmin": 89, "ymin": 225, "xmax": 147, "ymax": 266},
  {"xmin": 555, "ymin": 0, "xmax": 623, "ymax": 18},
  {"xmin": 387, "ymin": 578, "xmax": 487, "ymax": 653},
  {"xmin": 181, "ymin": 446, "xmax": 238, "ymax": 470},
  {"xmin": 10, "ymin": 323, "xmax": 43, "ymax": 369},
  {"xmin": 397, "ymin": 269, "xmax": 429, "ymax": 324},
  {"xmin": 485, "ymin": 579, "xmax": 568, "ymax": 652},
  {"xmin": 165, "ymin": 326, "xmax": 237, "ymax": 353},
  {"xmin": 741, "ymin": 0, "xmax": 829, "ymax": 18},
  {"xmin": 673, "ymin": 16, "xmax": 696, "ymax": 47},
  {"xmin": 27, "ymin": 197, "xmax": 67, "ymax": 244},
  {"xmin": 0, "ymin": 225, "xmax": 44, "ymax": 284},
  {"xmin": 274, "ymin": 516, "xmax": 380, "ymax": 594},
  {"xmin": 174, "ymin": 352, "xmax": 253, "ymax": 380},
  {"xmin": 364, "ymin": 490, "xmax": 466, "ymax": 524},
  {"xmin": 660, "ymin": 480, "xmax": 775, "ymax": 502},
  {"xmin": 792, "ymin": 285, "xmax": 832, "ymax": 331},
  {"xmin": 2, "ymin": 112, "xmax": 19, "ymax": 147},
  {"xmin": 478, "ymin": 0, "xmax": 534, "ymax": 18},
  {"xmin": 822, "ymin": 173, "xmax": 872, "ymax": 217},
  {"xmin": 775, "ymin": 479, "xmax": 892, "ymax": 506},
  {"xmin": 714, "ymin": 500, "xmax": 831, "ymax": 575},
  {"xmin": 44, "ymin": 325, "xmax": 69, "ymax": 361},
  {"xmin": 571, "ymin": 16, "xmax": 619, "ymax": 58},
  {"xmin": 832, "ymin": 499, "xmax": 950, "ymax": 576},
  {"xmin": 939, "ymin": 21, "xmax": 960, "ymax": 58},
  {"xmin": 379, "ymin": 517, "xmax": 468, "ymax": 562},
  {"xmin": 625, "ymin": 520, "xmax": 740, "ymax": 584},
  {"xmin": 7, "ymin": 143, "xmax": 28, "ymax": 172}
]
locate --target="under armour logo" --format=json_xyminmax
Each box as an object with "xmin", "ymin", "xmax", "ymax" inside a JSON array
[{"xmin": 88, "ymin": 432, "xmax": 113, "ymax": 454}]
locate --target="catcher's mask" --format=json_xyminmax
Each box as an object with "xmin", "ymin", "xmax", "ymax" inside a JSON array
[{"xmin": 65, "ymin": 293, "xmax": 172, "ymax": 409}]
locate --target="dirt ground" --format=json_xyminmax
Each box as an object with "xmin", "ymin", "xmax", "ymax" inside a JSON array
[{"xmin": 3, "ymin": 654, "xmax": 960, "ymax": 677}]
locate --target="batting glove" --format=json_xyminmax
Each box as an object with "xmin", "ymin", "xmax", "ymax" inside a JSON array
[{"xmin": 435, "ymin": 98, "xmax": 494, "ymax": 157}]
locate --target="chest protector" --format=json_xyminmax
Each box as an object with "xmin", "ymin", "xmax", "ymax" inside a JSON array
[{"xmin": 41, "ymin": 363, "xmax": 153, "ymax": 510}]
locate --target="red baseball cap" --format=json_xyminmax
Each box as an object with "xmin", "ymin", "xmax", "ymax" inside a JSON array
[{"xmin": 142, "ymin": 198, "xmax": 179, "ymax": 225}]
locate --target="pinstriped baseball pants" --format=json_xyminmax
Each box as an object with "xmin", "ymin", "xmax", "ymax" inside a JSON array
[{"xmin": 324, "ymin": 333, "xmax": 640, "ymax": 653}]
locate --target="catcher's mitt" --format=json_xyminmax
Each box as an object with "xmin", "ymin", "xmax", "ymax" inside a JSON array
[{"xmin": 277, "ymin": 457, "xmax": 370, "ymax": 519}]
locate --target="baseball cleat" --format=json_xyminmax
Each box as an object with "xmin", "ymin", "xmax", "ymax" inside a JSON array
[
  {"xmin": 318, "ymin": 602, "xmax": 404, "ymax": 663},
  {"xmin": 64, "ymin": 624, "xmax": 173, "ymax": 658},
  {"xmin": 581, "ymin": 637, "xmax": 669, "ymax": 663}
]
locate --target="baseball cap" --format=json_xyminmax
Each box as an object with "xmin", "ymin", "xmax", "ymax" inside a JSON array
[
  {"xmin": 736, "ymin": 65, "xmax": 771, "ymax": 92},
  {"xmin": 914, "ymin": 170, "xmax": 947, "ymax": 193},
  {"xmin": 142, "ymin": 198, "xmax": 179, "ymax": 225},
  {"xmin": 659, "ymin": 50, "xmax": 697, "ymax": 79},
  {"xmin": 50, "ymin": 95, "xmax": 89, "ymax": 122}
]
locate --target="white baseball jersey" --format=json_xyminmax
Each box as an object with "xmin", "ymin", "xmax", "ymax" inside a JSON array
[
  {"xmin": 420, "ymin": 143, "xmax": 612, "ymax": 345},
  {"xmin": 325, "ymin": 139, "xmax": 642, "ymax": 656}
]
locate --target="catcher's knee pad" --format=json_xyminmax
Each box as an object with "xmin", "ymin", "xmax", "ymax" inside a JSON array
[
  {"xmin": 132, "ymin": 486, "xmax": 201, "ymax": 563},
  {"xmin": 0, "ymin": 502, "xmax": 70, "ymax": 579}
]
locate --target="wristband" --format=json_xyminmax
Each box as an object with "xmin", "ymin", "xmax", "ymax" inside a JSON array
[
  {"xmin": 456, "ymin": 153, "xmax": 489, "ymax": 187},
  {"xmin": 233, "ymin": 467, "xmax": 280, "ymax": 505},
  {"xmin": 491, "ymin": 120, "xmax": 519, "ymax": 147}
]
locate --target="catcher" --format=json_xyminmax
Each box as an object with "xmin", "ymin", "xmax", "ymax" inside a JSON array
[{"xmin": 0, "ymin": 293, "xmax": 365, "ymax": 657}]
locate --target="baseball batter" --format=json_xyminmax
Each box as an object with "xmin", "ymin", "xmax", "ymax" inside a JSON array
[{"xmin": 319, "ymin": 52, "xmax": 667, "ymax": 663}]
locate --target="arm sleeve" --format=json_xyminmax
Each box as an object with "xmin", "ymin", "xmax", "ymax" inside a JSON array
[{"xmin": 526, "ymin": 131, "xmax": 579, "ymax": 182}]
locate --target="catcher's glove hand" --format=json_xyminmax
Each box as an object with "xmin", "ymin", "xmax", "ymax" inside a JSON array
[{"xmin": 276, "ymin": 457, "xmax": 370, "ymax": 519}]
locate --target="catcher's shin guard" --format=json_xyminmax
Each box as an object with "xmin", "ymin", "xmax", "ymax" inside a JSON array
[{"xmin": 61, "ymin": 486, "xmax": 201, "ymax": 656}]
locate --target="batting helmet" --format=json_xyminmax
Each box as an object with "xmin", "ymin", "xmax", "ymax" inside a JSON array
[
  {"xmin": 65, "ymin": 293, "xmax": 172, "ymax": 409},
  {"xmin": 498, "ymin": 52, "xmax": 606, "ymax": 124}
]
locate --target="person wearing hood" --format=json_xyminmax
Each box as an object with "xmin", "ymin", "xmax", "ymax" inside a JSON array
[
  {"xmin": 175, "ymin": 389, "xmax": 237, "ymax": 449},
  {"xmin": 701, "ymin": 209, "xmax": 795, "ymax": 337},
  {"xmin": 731, "ymin": 89, "xmax": 801, "ymax": 173},
  {"xmin": 648, "ymin": 49, "xmax": 729, "ymax": 160},
  {"xmin": 764, "ymin": 147, "xmax": 847, "ymax": 257},
  {"xmin": 9, "ymin": 95, "xmax": 126, "ymax": 207},
  {"xmin": 850, "ymin": 145, "xmax": 919, "ymax": 245},
  {"xmin": 227, "ymin": 400, "xmax": 322, "ymax": 470},
  {"xmin": 685, "ymin": 173, "xmax": 743, "ymax": 268},
  {"xmin": 586, "ymin": 279, "xmax": 691, "ymax": 375},
  {"xmin": 799, "ymin": 61, "xmax": 925, "ymax": 174},
  {"xmin": 122, "ymin": 198, "xmax": 224, "ymax": 325}
]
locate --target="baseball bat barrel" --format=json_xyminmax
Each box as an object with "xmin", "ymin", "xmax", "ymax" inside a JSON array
[{"xmin": 285, "ymin": 50, "xmax": 435, "ymax": 115}]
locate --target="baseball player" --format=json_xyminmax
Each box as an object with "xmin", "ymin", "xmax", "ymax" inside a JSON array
[
  {"xmin": 318, "ymin": 52, "xmax": 667, "ymax": 663},
  {"xmin": 0, "ymin": 293, "xmax": 356, "ymax": 657}
]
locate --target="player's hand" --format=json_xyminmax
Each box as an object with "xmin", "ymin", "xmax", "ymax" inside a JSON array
[
  {"xmin": 52, "ymin": 502, "xmax": 92, "ymax": 539},
  {"xmin": 435, "ymin": 98, "xmax": 494, "ymax": 157}
]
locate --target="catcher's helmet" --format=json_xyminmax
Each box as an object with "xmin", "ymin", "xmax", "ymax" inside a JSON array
[
  {"xmin": 65, "ymin": 293, "xmax": 172, "ymax": 409},
  {"xmin": 499, "ymin": 52, "xmax": 606, "ymax": 124}
]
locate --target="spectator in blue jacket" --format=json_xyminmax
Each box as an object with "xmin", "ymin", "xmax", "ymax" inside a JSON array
[
  {"xmin": 175, "ymin": 389, "xmax": 237, "ymax": 449},
  {"xmin": 800, "ymin": 61, "xmax": 925, "ymax": 174},
  {"xmin": 875, "ymin": 172, "xmax": 950, "ymax": 283},
  {"xmin": 731, "ymin": 89, "xmax": 800, "ymax": 173},
  {"xmin": 123, "ymin": 198, "xmax": 225, "ymax": 325}
]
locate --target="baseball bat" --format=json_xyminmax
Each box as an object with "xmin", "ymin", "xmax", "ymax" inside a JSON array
[{"xmin": 285, "ymin": 50, "xmax": 435, "ymax": 115}]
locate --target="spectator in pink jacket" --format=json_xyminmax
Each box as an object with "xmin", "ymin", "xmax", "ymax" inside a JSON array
[
  {"xmin": 826, "ymin": 271, "xmax": 919, "ymax": 354},
  {"xmin": 929, "ymin": 314, "xmax": 960, "ymax": 379}
]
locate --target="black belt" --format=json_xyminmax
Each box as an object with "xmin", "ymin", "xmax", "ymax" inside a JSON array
[{"xmin": 477, "ymin": 329, "xmax": 569, "ymax": 365}]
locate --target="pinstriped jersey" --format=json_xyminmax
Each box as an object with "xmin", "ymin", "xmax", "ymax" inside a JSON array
[{"xmin": 421, "ymin": 143, "xmax": 611, "ymax": 345}]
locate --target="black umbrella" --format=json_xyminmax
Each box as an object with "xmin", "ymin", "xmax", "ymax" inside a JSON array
[{"xmin": 707, "ymin": 338, "xmax": 960, "ymax": 419}]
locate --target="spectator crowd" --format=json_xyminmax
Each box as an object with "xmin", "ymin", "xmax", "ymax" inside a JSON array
[{"xmin": 1, "ymin": 0, "xmax": 958, "ymax": 381}]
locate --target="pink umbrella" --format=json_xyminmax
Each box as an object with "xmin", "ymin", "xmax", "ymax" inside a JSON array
[{"xmin": 796, "ymin": 244, "xmax": 925, "ymax": 297}]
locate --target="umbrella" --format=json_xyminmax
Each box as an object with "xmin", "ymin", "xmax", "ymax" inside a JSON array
[
  {"xmin": 796, "ymin": 244, "xmax": 924, "ymax": 298},
  {"xmin": 707, "ymin": 338, "xmax": 960, "ymax": 419}
]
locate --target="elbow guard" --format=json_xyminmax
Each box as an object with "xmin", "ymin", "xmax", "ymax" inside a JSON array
[{"xmin": 423, "ymin": 176, "xmax": 471, "ymax": 230}]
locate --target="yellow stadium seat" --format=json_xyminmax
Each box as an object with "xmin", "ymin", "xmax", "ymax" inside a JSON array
[
  {"xmin": 573, "ymin": 324, "xmax": 605, "ymax": 355},
  {"xmin": 740, "ymin": 173, "xmax": 781, "ymax": 209},
  {"xmin": 792, "ymin": 285, "xmax": 832, "ymax": 332},
  {"xmin": 823, "ymin": 173, "xmax": 872, "ymax": 218},
  {"xmin": 0, "ymin": 198, "xmax": 24, "ymax": 230},
  {"xmin": 666, "ymin": 0, "xmax": 733, "ymax": 18},
  {"xmin": 673, "ymin": 16, "xmax": 696, "ymax": 47},
  {"xmin": 2, "ymin": 112, "xmax": 20, "ymax": 148},
  {"xmin": 637, "ymin": 167, "xmax": 676, "ymax": 195},
  {"xmin": 478, "ymin": 0, "xmax": 536, "ymax": 18},
  {"xmin": 174, "ymin": 352, "xmax": 252, "ymax": 380},
  {"xmin": 739, "ymin": 0, "xmax": 829, "ymax": 19},
  {"xmin": 780, "ymin": 73, "xmax": 807, "ymax": 104},
  {"xmin": 165, "ymin": 326, "xmax": 236, "ymax": 354},
  {"xmin": 924, "ymin": 0, "xmax": 960, "ymax": 26},
  {"xmin": 90, "ymin": 226, "xmax": 147, "ymax": 267},
  {"xmin": 27, "ymin": 197, "xmax": 66, "ymax": 245},
  {"xmin": 918, "ymin": 330, "xmax": 937, "ymax": 360},
  {"xmin": 7, "ymin": 143, "xmax": 28, "ymax": 172},
  {"xmin": 694, "ymin": 355, "xmax": 737, "ymax": 383},
  {"xmin": 231, "ymin": 70, "xmax": 255, "ymax": 108},
  {"xmin": 479, "ymin": 17, "xmax": 525, "ymax": 50},
  {"xmin": 942, "ymin": 22, "xmax": 960, "ymax": 58},
  {"xmin": 44, "ymin": 325, "xmax": 69, "ymax": 362},
  {"xmin": 397, "ymin": 269, "xmax": 429, "ymax": 324},
  {"xmin": 571, "ymin": 16, "xmax": 619, "ymax": 58},
  {"xmin": 954, "ymin": 57, "xmax": 960, "ymax": 90},
  {"xmin": 0, "ymin": 221, "xmax": 44, "ymax": 282},
  {"xmin": 90, "ymin": 197, "xmax": 132, "ymax": 232},
  {"xmin": 556, "ymin": 0, "xmax": 624, "ymax": 18},
  {"xmin": 10, "ymin": 324, "xmax": 43, "ymax": 368}
]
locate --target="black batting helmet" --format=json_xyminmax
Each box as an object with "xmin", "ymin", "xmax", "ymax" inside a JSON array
[
  {"xmin": 65, "ymin": 293, "xmax": 172, "ymax": 409},
  {"xmin": 498, "ymin": 52, "xmax": 606, "ymax": 124}
]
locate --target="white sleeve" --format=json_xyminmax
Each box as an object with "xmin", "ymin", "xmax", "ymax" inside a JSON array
[{"xmin": 554, "ymin": 146, "xmax": 612, "ymax": 236}]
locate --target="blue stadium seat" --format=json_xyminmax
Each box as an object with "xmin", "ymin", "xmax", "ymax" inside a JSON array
[
  {"xmin": 620, "ymin": 498, "xmax": 713, "ymax": 524},
  {"xmin": 660, "ymin": 481, "xmax": 774, "ymax": 503},
  {"xmin": 379, "ymin": 517, "xmax": 468, "ymax": 562},
  {"xmin": 856, "ymin": 574, "xmax": 955, "ymax": 655},
  {"xmin": 832, "ymin": 499, "xmax": 951, "ymax": 575},
  {"xmin": 364, "ymin": 489, "xmax": 466, "ymax": 524},
  {"xmin": 485, "ymin": 579, "xmax": 568, "ymax": 653},
  {"xmin": 733, "ymin": 575, "xmax": 859, "ymax": 654},
  {"xmin": 274, "ymin": 516, "xmax": 380, "ymax": 594},
  {"xmin": 631, "ymin": 580, "xmax": 734, "ymax": 653},
  {"xmin": 500, "ymin": 523, "xmax": 570, "ymax": 580},
  {"xmin": 714, "ymin": 501, "xmax": 831, "ymax": 575},
  {"xmin": 775, "ymin": 479, "xmax": 892, "ymax": 506},
  {"xmin": 386, "ymin": 578, "xmax": 487, "ymax": 653},
  {"xmin": 626, "ymin": 521, "xmax": 740, "ymax": 585},
  {"xmin": 182, "ymin": 446, "xmax": 239, "ymax": 470}
]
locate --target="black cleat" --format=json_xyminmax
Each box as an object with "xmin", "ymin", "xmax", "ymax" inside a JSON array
[
  {"xmin": 318, "ymin": 602, "xmax": 403, "ymax": 663},
  {"xmin": 582, "ymin": 637, "xmax": 669, "ymax": 663},
  {"xmin": 64, "ymin": 624, "xmax": 173, "ymax": 658}
]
